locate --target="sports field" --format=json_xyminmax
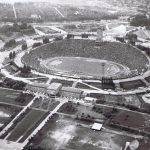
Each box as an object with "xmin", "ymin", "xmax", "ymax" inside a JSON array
[
  {"xmin": 22, "ymin": 39, "xmax": 149, "ymax": 79},
  {"xmin": 41, "ymin": 57, "xmax": 129, "ymax": 78}
]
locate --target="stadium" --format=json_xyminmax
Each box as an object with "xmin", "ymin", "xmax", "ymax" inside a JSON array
[{"xmin": 22, "ymin": 39, "xmax": 149, "ymax": 80}]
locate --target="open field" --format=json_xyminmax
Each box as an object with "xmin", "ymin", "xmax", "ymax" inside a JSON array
[
  {"xmin": 31, "ymin": 97, "xmax": 60, "ymax": 111},
  {"xmin": 35, "ymin": 27, "xmax": 60, "ymax": 34},
  {"xmin": 111, "ymin": 109, "xmax": 150, "ymax": 133},
  {"xmin": 0, "ymin": 88, "xmax": 34, "ymax": 106},
  {"xmin": 50, "ymin": 78, "xmax": 73, "ymax": 87},
  {"xmin": 59, "ymin": 22, "xmax": 105, "ymax": 33},
  {"xmin": 28, "ymin": 114, "xmax": 142, "ymax": 150},
  {"xmin": 0, "ymin": 103, "xmax": 21, "ymax": 131},
  {"xmin": 22, "ymin": 39, "xmax": 148, "ymax": 79},
  {"xmin": 0, "ymin": 3, "xmax": 14, "ymax": 19},
  {"xmin": 103, "ymin": 94, "xmax": 142, "ymax": 108},
  {"xmin": 6, "ymin": 109, "xmax": 46, "ymax": 142},
  {"xmin": 120, "ymin": 80, "xmax": 146, "ymax": 90},
  {"xmin": 14, "ymin": 3, "xmax": 115, "ymax": 22}
]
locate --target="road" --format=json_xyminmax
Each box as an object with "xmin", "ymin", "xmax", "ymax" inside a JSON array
[
  {"xmin": 13, "ymin": 4, "xmax": 17, "ymax": 19},
  {"xmin": 54, "ymin": 7, "xmax": 65, "ymax": 18}
]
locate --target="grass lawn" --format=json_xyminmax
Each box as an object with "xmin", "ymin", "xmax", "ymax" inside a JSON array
[{"xmin": 6, "ymin": 109, "xmax": 45, "ymax": 142}]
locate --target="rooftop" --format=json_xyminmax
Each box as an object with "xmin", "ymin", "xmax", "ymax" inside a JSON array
[
  {"xmin": 47, "ymin": 82, "xmax": 62, "ymax": 90},
  {"xmin": 91, "ymin": 123, "xmax": 103, "ymax": 131},
  {"xmin": 61, "ymin": 87, "xmax": 83, "ymax": 94}
]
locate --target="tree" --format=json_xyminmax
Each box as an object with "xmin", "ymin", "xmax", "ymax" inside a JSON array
[
  {"xmin": 43, "ymin": 37, "xmax": 49, "ymax": 44},
  {"xmin": 21, "ymin": 65, "xmax": 31, "ymax": 77},
  {"xmin": 81, "ymin": 33, "xmax": 88, "ymax": 38},
  {"xmin": 66, "ymin": 34, "xmax": 74, "ymax": 39},
  {"xmin": 9, "ymin": 51, "xmax": 16, "ymax": 59},
  {"xmin": 126, "ymin": 33, "xmax": 137, "ymax": 45},
  {"xmin": 22, "ymin": 43, "xmax": 27, "ymax": 50},
  {"xmin": 9, "ymin": 52, "xmax": 13, "ymax": 59},
  {"xmin": 4, "ymin": 39, "xmax": 16, "ymax": 48},
  {"xmin": 12, "ymin": 51, "xmax": 16, "ymax": 58},
  {"xmin": 54, "ymin": 36, "xmax": 63, "ymax": 41},
  {"xmin": 20, "ymin": 22, "xmax": 28, "ymax": 30},
  {"xmin": 32, "ymin": 42, "xmax": 42, "ymax": 48}
]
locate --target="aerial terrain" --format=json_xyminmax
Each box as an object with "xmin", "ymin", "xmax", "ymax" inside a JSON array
[{"xmin": 0, "ymin": 0, "xmax": 150, "ymax": 150}]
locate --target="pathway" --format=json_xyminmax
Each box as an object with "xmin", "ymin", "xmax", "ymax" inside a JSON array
[{"xmin": 23, "ymin": 98, "xmax": 68, "ymax": 145}]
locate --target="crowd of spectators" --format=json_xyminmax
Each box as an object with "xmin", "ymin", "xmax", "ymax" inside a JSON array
[{"xmin": 22, "ymin": 39, "xmax": 148, "ymax": 79}]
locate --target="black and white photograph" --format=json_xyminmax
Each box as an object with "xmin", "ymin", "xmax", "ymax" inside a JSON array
[{"xmin": 0, "ymin": 0, "xmax": 150, "ymax": 149}]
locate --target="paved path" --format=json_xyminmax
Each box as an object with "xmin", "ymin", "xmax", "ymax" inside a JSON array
[
  {"xmin": 0, "ymin": 96, "xmax": 37, "ymax": 137},
  {"xmin": 54, "ymin": 7, "xmax": 65, "ymax": 18},
  {"xmin": 13, "ymin": 4, "xmax": 17, "ymax": 19},
  {"xmin": 23, "ymin": 98, "xmax": 68, "ymax": 145}
]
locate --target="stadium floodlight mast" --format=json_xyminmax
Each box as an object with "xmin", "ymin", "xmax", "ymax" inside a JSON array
[{"xmin": 101, "ymin": 61, "xmax": 106, "ymax": 78}]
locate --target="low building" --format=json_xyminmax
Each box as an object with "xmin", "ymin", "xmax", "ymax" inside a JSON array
[
  {"xmin": 25, "ymin": 83, "xmax": 48, "ymax": 94},
  {"xmin": 61, "ymin": 87, "xmax": 83, "ymax": 99},
  {"xmin": 84, "ymin": 97, "xmax": 96, "ymax": 103},
  {"xmin": 91, "ymin": 123, "xmax": 103, "ymax": 131},
  {"xmin": 47, "ymin": 83, "xmax": 62, "ymax": 97},
  {"xmin": 141, "ymin": 93, "xmax": 150, "ymax": 112}
]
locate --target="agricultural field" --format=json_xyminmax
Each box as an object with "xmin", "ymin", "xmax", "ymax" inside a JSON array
[{"xmin": 6, "ymin": 109, "xmax": 47, "ymax": 143}]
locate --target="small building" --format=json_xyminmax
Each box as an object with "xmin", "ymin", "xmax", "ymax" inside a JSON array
[
  {"xmin": 47, "ymin": 83, "xmax": 62, "ymax": 97},
  {"xmin": 84, "ymin": 97, "xmax": 96, "ymax": 103},
  {"xmin": 141, "ymin": 93, "xmax": 150, "ymax": 112},
  {"xmin": 61, "ymin": 87, "xmax": 83, "ymax": 99},
  {"xmin": 91, "ymin": 123, "xmax": 103, "ymax": 131},
  {"xmin": 25, "ymin": 83, "xmax": 48, "ymax": 94}
]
